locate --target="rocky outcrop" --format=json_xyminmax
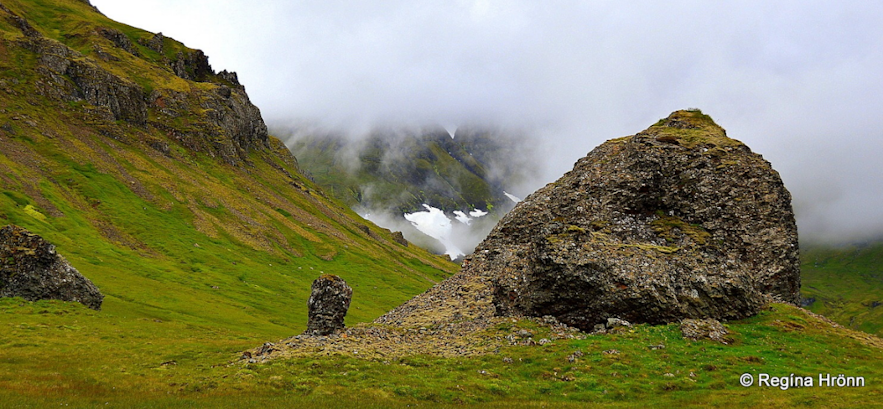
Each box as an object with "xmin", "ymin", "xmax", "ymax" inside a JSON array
[
  {"xmin": 217, "ymin": 70, "xmax": 241, "ymax": 87},
  {"xmin": 96, "ymin": 27, "xmax": 138, "ymax": 56},
  {"xmin": 28, "ymin": 35, "xmax": 148, "ymax": 125},
  {"xmin": 138, "ymin": 33, "xmax": 213, "ymax": 82},
  {"xmin": 0, "ymin": 225, "xmax": 104, "ymax": 310},
  {"xmin": 379, "ymin": 110, "xmax": 799, "ymax": 331},
  {"xmin": 141, "ymin": 32, "xmax": 164, "ymax": 54},
  {"xmin": 392, "ymin": 231, "xmax": 409, "ymax": 246},
  {"xmin": 305, "ymin": 275, "xmax": 353, "ymax": 336},
  {"xmin": 145, "ymin": 80, "xmax": 269, "ymax": 163},
  {"xmin": 170, "ymin": 50, "xmax": 213, "ymax": 82},
  {"xmin": 0, "ymin": 4, "xmax": 269, "ymax": 164}
]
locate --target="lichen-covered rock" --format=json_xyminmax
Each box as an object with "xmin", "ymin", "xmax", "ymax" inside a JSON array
[
  {"xmin": 305, "ymin": 275, "xmax": 353, "ymax": 336},
  {"xmin": 680, "ymin": 318, "xmax": 731, "ymax": 344},
  {"xmin": 379, "ymin": 110, "xmax": 799, "ymax": 331},
  {"xmin": 170, "ymin": 50, "xmax": 213, "ymax": 82},
  {"xmin": 0, "ymin": 225, "xmax": 104, "ymax": 310}
]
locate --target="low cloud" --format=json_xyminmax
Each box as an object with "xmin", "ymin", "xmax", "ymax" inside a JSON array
[{"xmin": 93, "ymin": 0, "xmax": 883, "ymax": 243}]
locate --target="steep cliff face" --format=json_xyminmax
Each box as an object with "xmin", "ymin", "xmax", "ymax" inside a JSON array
[
  {"xmin": 379, "ymin": 110, "xmax": 800, "ymax": 330},
  {"xmin": 1, "ymin": 1, "xmax": 267, "ymax": 165}
]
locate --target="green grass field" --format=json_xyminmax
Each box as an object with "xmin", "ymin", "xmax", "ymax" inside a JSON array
[
  {"xmin": 0, "ymin": 1, "xmax": 881, "ymax": 407},
  {"xmin": 0, "ymin": 301, "xmax": 880, "ymax": 408},
  {"xmin": 801, "ymin": 242, "xmax": 883, "ymax": 336}
]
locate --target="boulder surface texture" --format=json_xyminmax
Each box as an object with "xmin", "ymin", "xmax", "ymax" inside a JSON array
[
  {"xmin": 0, "ymin": 225, "xmax": 104, "ymax": 310},
  {"xmin": 378, "ymin": 110, "xmax": 799, "ymax": 330}
]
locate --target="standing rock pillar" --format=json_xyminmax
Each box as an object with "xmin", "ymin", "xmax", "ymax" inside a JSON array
[{"xmin": 305, "ymin": 274, "xmax": 352, "ymax": 336}]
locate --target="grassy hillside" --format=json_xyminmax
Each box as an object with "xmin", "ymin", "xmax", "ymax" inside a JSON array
[
  {"xmin": 0, "ymin": 0, "xmax": 455, "ymax": 368},
  {"xmin": 801, "ymin": 241, "xmax": 883, "ymax": 336},
  {"xmin": 0, "ymin": 1, "xmax": 880, "ymax": 408}
]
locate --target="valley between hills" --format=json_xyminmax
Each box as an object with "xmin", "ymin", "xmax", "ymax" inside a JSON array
[{"xmin": 0, "ymin": 1, "xmax": 881, "ymax": 408}]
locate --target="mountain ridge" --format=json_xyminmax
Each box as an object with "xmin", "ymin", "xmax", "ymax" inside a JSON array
[
  {"xmin": 0, "ymin": 0, "xmax": 456, "ymax": 332},
  {"xmin": 0, "ymin": 2, "xmax": 880, "ymax": 407}
]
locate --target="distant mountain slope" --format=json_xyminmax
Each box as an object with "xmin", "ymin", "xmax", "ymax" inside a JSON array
[
  {"xmin": 801, "ymin": 241, "xmax": 883, "ymax": 336},
  {"xmin": 0, "ymin": 0, "xmax": 456, "ymax": 336},
  {"xmin": 284, "ymin": 125, "xmax": 535, "ymax": 215}
]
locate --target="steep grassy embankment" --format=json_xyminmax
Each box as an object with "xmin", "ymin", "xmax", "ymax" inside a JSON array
[{"xmin": 0, "ymin": 0, "xmax": 457, "ymax": 403}]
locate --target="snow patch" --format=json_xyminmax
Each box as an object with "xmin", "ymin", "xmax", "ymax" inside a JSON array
[
  {"xmin": 453, "ymin": 210, "xmax": 471, "ymax": 225},
  {"xmin": 404, "ymin": 204, "xmax": 464, "ymax": 260}
]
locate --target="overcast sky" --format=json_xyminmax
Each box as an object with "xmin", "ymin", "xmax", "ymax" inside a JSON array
[{"xmin": 90, "ymin": 0, "xmax": 883, "ymax": 243}]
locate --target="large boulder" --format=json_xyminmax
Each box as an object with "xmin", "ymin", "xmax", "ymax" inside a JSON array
[
  {"xmin": 0, "ymin": 225, "xmax": 104, "ymax": 310},
  {"xmin": 378, "ymin": 110, "xmax": 799, "ymax": 331},
  {"xmin": 305, "ymin": 275, "xmax": 353, "ymax": 336}
]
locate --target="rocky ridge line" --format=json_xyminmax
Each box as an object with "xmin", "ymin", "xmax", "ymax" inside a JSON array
[{"xmin": 0, "ymin": 3, "xmax": 268, "ymax": 165}]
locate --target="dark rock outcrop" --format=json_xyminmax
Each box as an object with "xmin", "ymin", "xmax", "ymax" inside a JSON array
[
  {"xmin": 0, "ymin": 225, "xmax": 103, "ymax": 310},
  {"xmin": 28, "ymin": 35, "xmax": 148, "ymax": 125},
  {"xmin": 379, "ymin": 110, "xmax": 799, "ymax": 331},
  {"xmin": 217, "ymin": 70, "xmax": 241, "ymax": 87},
  {"xmin": 142, "ymin": 32, "xmax": 164, "ymax": 54},
  {"xmin": 0, "ymin": 2, "xmax": 270, "ymax": 165},
  {"xmin": 96, "ymin": 27, "xmax": 138, "ymax": 56},
  {"xmin": 305, "ymin": 275, "xmax": 353, "ymax": 336},
  {"xmin": 170, "ymin": 50, "xmax": 213, "ymax": 82},
  {"xmin": 392, "ymin": 231, "xmax": 409, "ymax": 246}
]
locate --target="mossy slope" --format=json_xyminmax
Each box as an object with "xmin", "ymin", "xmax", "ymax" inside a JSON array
[
  {"xmin": 0, "ymin": 2, "xmax": 879, "ymax": 407},
  {"xmin": 0, "ymin": 0, "xmax": 456, "ymax": 343},
  {"xmin": 801, "ymin": 241, "xmax": 883, "ymax": 336}
]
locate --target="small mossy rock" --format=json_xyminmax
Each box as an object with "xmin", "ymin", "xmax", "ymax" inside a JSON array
[
  {"xmin": 305, "ymin": 274, "xmax": 353, "ymax": 336},
  {"xmin": 680, "ymin": 318, "xmax": 731, "ymax": 344},
  {"xmin": 0, "ymin": 225, "xmax": 103, "ymax": 310},
  {"xmin": 606, "ymin": 318, "xmax": 632, "ymax": 329},
  {"xmin": 392, "ymin": 231, "xmax": 409, "ymax": 246},
  {"xmin": 378, "ymin": 110, "xmax": 799, "ymax": 331}
]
